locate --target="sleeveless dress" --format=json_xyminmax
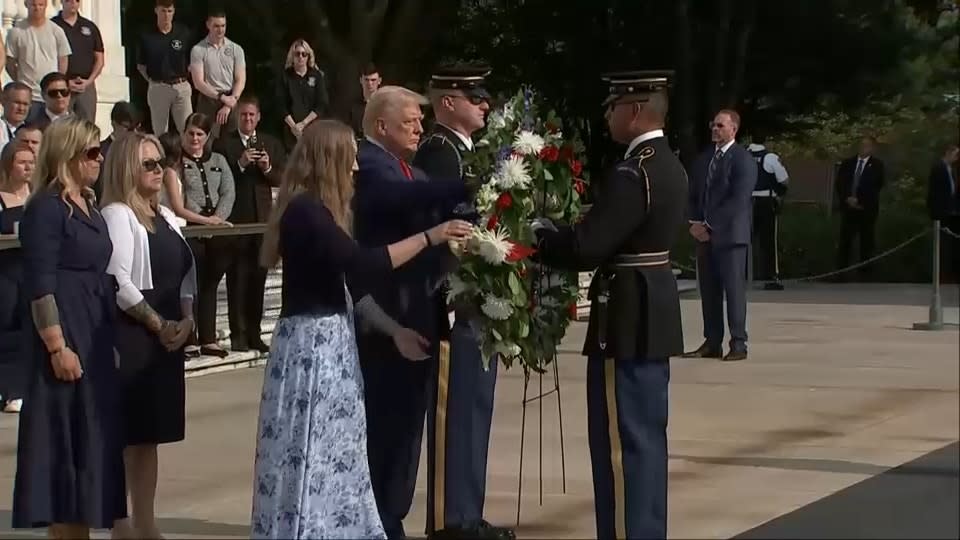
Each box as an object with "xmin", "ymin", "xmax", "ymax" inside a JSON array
[
  {"xmin": 114, "ymin": 214, "xmax": 192, "ymax": 445},
  {"xmin": 0, "ymin": 198, "xmax": 26, "ymax": 404}
]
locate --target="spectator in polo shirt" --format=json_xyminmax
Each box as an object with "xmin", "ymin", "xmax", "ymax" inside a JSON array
[
  {"xmin": 4, "ymin": 0, "xmax": 72, "ymax": 122},
  {"xmin": 1, "ymin": 82, "xmax": 32, "ymax": 152},
  {"xmin": 32, "ymin": 72, "xmax": 73, "ymax": 132},
  {"xmin": 189, "ymin": 7, "xmax": 246, "ymax": 143},
  {"xmin": 346, "ymin": 63, "xmax": 381, "ymax": 138},
  {"xmin": 51, "ymin": 0, "xmax": 105, "ymax": 123},
  {"xmin": 138, "ymin": 0, "xmax": 194, "ymax": 136}
]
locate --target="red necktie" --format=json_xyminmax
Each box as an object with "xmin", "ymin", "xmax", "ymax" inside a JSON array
[{"xmin": 398, "ymin": 159, "xmax": 413, "ymax": 180}]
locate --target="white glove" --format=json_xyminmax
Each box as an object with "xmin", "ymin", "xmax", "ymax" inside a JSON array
[{"xmin": 529, "ymin": 217, "xmax": 558, "ymax": 233}]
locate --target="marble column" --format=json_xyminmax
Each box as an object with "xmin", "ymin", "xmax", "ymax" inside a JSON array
[{"xmin": 83, "ymin": 0, "xmax": 130, "ymax": 136}]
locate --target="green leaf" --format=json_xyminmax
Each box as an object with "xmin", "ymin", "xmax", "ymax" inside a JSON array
[{"xmin": 508, "ymin": 272, "xmax": 521, "ymax": 295}]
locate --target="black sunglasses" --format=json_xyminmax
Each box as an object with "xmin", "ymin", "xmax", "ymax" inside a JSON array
[
  {"xmin": 142, "ymin": 159, "xmax": 163, "ymax": 172},
  {"xmin": 294, "ymin": 51, "xmax": 309, "ymax": 58},
  {"xmin": 47, "ymin": 88, "xmax": 71, "ymax": 99},
  {"xmin": 446, "ymin": 94, "xmax": 487, "ymax": 106},
  {"xmin": 81, "ymin": 146, "xmax": 102, "ymax": 160}
]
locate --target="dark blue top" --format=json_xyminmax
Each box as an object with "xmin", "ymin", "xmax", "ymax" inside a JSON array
[{"xmin": 278, "ymin": 193, "xmax": 390, "ymax": 318}]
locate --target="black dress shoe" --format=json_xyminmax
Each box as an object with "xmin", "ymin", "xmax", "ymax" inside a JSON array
[
  {"xmin": 200, "ymin": 345, "xmax": 230, "ymax": 358},
  {"xmin": 249, "ymin": 339, "xmax": 270, "ymax": 353},
  {"xmin": 680, "ymin": 343, "xmax": 723, "ymax": 359},
  {"xmin": 723, "ymin": 350, "xmax": 748, "ymax": 361},
  {"xmin": 230, "ymin": 341, "xmax": 250, "ymax": 352}
]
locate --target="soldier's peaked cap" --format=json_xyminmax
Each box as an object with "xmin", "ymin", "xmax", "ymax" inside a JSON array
[
  {"xmin": 429, "ymin": 64, "xmax": 492, "ymax": 99},
  {"xmin": 602, "ymin": 69, "xmax": 674, "ymax": 106}
]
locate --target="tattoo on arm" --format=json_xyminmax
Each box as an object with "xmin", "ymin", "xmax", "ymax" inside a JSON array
[
  {"xmin": 30, "ymin": 295, "xmax": 61, "ymax": 331},
  {"xmin": 125, "ymin": 300, "xmax": 166, "ymax": 334}
]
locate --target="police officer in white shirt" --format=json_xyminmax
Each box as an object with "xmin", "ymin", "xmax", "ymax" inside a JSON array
[{"xmin": 748, "ymin": 135, "xmax": 789, "ymax": 290}]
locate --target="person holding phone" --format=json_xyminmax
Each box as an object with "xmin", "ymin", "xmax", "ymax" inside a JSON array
[{"xmin": 213, "ymin": 94, "xmax": 285, "ymax": 353}]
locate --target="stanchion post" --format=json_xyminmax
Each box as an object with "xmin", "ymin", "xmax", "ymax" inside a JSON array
[{"xmin": 913, "ymin": 220, "xmax": 943, "ymax": 331}]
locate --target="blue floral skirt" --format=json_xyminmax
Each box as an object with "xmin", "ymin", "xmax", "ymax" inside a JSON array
[{"xmin": 250, "ymin": 313, "xmax": 385, "ymax": 540}]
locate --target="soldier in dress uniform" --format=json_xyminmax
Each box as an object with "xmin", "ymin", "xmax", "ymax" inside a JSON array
[
  {"xmin": 747, "ymin": 134, "xmax": 789, "ymax": 290},
  {"xmin": 532, "ymin": 70, "xmax": 687, "ymax": 540},
  {"xmin": 413, "ymin": 65, "xmax": 515, "ymax": 540}
]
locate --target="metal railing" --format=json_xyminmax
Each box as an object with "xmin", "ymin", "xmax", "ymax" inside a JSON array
[{"xmin": 0, "ymin": 223, "xmax": 270, "ymax": 251}]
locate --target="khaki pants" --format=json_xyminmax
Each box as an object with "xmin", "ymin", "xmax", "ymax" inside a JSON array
[
  {"xmin": 147, "ymin": 80, "xmax": 193, "ymax": 135},
  {"xmin": 70, "ymin": 81, "xmax": 97, "ymax": 122}
]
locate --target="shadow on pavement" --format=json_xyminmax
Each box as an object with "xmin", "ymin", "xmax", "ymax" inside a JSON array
[{"xmin": 733, "ymin": 441, "xmax": 960, "ymax": 539}]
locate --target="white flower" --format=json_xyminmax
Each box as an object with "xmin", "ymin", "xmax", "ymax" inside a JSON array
[
  {"xmin": 513, "ymin": 131, "xmax": 546, "ymax": 156},
  {"xmin": 447, "ymin": 273, "xmax": 469, "ymax": 301},
  {"xmin": 487, "ymin": 111, "xmax": 508, "ymax": 130},
  {"xmin": 481, "ymin": 294, "xmax": 513, "ymax": 320},
  {"xmin": 491, "ymin": 156, "xmax": 532, "ymax": 190},
  {"xmin": 476, "ymin": 183, "xmax": 499, "ymax": 214},
  {"xmin": 470, "ymin": 227, "xmax": 512, "ymax": 265},
  {"xmin": 493, "ymin": 340, "xmax": 521, "ymax": 357}
]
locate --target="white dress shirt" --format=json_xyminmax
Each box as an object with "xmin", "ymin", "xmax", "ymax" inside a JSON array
[
  {"xmin": 102, "ymin": 202, "xmax": 197, "ymax": 310},
  {"xmin": 436, "ymin": 122, "xmax": 474, "ymax": 151}
]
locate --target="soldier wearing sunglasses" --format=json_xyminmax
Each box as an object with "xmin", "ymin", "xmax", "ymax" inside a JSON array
[{"xmin": 33, "ymin": 72, "xmax": 73, "ymax": 132}]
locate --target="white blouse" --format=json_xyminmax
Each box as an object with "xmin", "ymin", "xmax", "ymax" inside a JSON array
[{"xmin": 102, "ymin": 202, "xmax": 197, "ymax": 310}]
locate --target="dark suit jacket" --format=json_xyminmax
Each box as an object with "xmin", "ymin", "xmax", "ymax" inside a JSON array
[
  {"xmin": 687, "ymin": 142, "xmax": 757, "ymax": 247},
  {"xmin": 927, "ymin": 159, "xmax": 959, "ymax": 220},
  {"xmin": 835, "ymin": 155, "xmax": 885, "ymax": 213},
  {"xmin": 213, "ymin": 130, "xmax": 286, "ymax": 223},
  {"xmin": 351, "ymin": 140, "xmax": 465, "ymax": 341}
]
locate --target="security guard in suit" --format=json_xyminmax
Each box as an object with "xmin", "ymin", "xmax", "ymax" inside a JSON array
[
  {"xmin": 533, "ymin": 71, "xmax": 687, "ymax": 540},
  {"xmin": 413, "ymin": 65, "xmax": 514, "ymax": 540}
]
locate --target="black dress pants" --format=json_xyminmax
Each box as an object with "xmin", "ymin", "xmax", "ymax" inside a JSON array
[{"xmin": 188, "ymin": 236, "xmax": 233, "ymax": 344}]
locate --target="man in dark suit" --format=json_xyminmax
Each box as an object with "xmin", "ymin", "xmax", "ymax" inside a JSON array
[
  {"xmin": 212, "ymin": 95, "xmax": 285, "ymax": 352},
  {"xmin": 96, "ymin": 101, "xmax": 141, "ymax": 200},
  {"xmin": 927, "ymin": 142, "xmax": 959, "ymax": 282},
  {"xmin": 351, "ymin": 85, "xmax": 467, "ymax": 540},
  {"xmin": 683, "ymin": 109, "xmax": 757, "ymax": 362},
  {"xmin": 835, "ymin": 135, "xmax": 885, "ymax": 277}
]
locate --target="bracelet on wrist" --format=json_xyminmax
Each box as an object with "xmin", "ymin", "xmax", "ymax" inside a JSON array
[{"xmin": 423, "ymin": 231, "xmax": 432, "ymax": 247}]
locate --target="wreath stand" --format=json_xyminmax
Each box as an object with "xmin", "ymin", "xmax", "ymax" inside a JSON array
[{"xmin": 514, "ymin": 353, "xmax": 567, "ymax": 526}]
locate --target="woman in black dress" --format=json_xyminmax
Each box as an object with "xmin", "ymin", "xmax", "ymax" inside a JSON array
[
  {"xmin": 0, "ymin": 141, "xmax": 34, "ymax": 413},
  {"xmin": 12, "ymin": 117, "xmax": 126, "ymax": 538},
  {"xmin": 276, "ymin": 39, "xmax": 329, "ymax": 150},
  {"xmin": 101, "ymin": 132, "xmax": 196, "ymax": 539}
]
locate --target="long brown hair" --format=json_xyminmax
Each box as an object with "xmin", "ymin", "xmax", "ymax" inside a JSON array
[
  {"xmin": 0, "ymin": 141, "xmax": 35, "ymax": 192},
  {"xmin": 100, "ymin": 132, "xmax": 165, "ymax": 232},
  {"xmin": 260, "ymin": 119, "xmax": 357, "ymax": 268}
]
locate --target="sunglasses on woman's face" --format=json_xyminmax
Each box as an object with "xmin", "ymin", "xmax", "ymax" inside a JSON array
[
  {"xmin": 141, "ymin": 159, "xmax": 163, "ymax": 173},
  {"xmin": 47, "ymin": 88, "xmax": 71, "ymax": 99},
  {"xmin": 82, "ymin": 146, "xmax": 102, "ymax": 161},
  {"xmin": 294, "ymin": 51, "xmax": 308, "ymax": 58}
]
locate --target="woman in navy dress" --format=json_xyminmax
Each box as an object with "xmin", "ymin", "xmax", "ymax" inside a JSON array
[
  {"xmin": 101, "ymin": 132, "xmax": 197, "ymax": 539},
  {"xmin": 251, "ymin": 120, "xmax": 472, "ymax": 539},
  {"xmin": 0, "ymin": 141, "xmax": 35, "ymax": 413},
  {"xmin": 11, "ymin": 117, "xmax": 126, "ymax": 539}
]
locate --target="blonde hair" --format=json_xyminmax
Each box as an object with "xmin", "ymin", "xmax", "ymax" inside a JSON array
[
  {"xmin": 100, "ymin": 132, "xmax": 165, "ymax": 233},
  {"xmin": 29, "ymin": 116, "xmax": 100, "ymax": 209},
  {"xmin": 260, "ymin": 119, "xmax": 358, "ymax": 268},
  {"xmin": 284, "ymin": 39, "xmax": 317, "ymax": 70},
  {"xmin": 361, "ymin": 85, "xmax": 428, "ymax": 137}
]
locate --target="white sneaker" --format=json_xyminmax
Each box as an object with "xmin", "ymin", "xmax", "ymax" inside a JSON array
[{"xmin": 4, "ymin": 399, "xmax": 22, "ymax": 413}]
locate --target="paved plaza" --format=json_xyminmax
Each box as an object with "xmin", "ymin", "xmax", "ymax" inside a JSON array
[{"xmin": 0, "ymin": 284, "xmax": 957, "ymax": 539}]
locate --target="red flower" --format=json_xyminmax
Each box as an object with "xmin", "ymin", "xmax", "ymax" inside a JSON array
[
  {"xmin": 574, "ymin": 178, "xmax": 586, "ymax": 195},
  {"xmin": 496, "ymin": 192, "xmax": 513, "ymax": 211},
  {"xmin": 539, "ymin": 145, "xmax": 560, "ymax": 162},
  {"xmin": 569, "ymin": 159, "xmax": 583, "ymax": 176},
  {"xmin": 559, "ymin": 145, "xmax": 574, "ymax": 162},
  {"xmin": 568, "ymin": 303, "xmax": 578, "ymax": 319},
  {"xmin": 486, "ymin": 214, "xmax": 499, "ymax": 230},
  {"xmin": 506, "ymin": 241, "xmax": 538, "ymax": 263}
]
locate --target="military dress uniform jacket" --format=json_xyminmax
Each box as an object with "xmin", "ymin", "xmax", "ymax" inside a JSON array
[
  {"xmin": 412, "ymin": 124, "xmax": 474, "ymax": 341},
  {"xmin": 537, "ymin": 136, "xmax": 688, "ymax": 359}
]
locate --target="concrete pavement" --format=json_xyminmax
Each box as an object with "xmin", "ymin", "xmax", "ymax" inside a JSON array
[{"xmin": 0, "ymin": 284, "xmax": 957, "ymax": 539}]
